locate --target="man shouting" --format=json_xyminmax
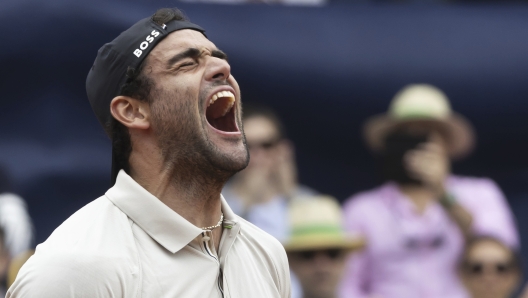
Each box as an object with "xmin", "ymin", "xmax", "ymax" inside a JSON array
[{"xmin": 8, "ymin": 8, "xmax": 291, "ymax": 298}]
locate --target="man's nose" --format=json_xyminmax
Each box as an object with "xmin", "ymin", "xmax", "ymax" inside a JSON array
[{"xmin": 205, "ymin": 57, "xmax": 231, "ymax": 82}]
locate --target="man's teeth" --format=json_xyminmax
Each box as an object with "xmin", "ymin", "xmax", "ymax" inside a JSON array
[
  {"xmin": 208, "ymin": 90, "xmax": 236, "ymax": 116},
  {"xmin": 209, "ymin": 90, "xmax": 235, "ymax": 106}
]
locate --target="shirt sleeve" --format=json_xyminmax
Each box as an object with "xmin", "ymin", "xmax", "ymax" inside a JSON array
[
  {"xmin": 457, "ymin": 178, "xmax": 519, "ymax": 248},
  {"xmin": 6, "ymin": 250, "xmax": 135, "ymax": 298}
]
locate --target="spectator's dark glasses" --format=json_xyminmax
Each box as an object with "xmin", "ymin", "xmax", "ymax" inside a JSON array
[
  {"xmin": 246, "ymin": 138, "xmax": 281, "ymax": 151},
  {"xmin": 295, "ymin": 249, "xmax": 344, "ymax": 261},
  {"xmin": 463, "ymin": 261, "xmax": 516, "ymax": 276}
]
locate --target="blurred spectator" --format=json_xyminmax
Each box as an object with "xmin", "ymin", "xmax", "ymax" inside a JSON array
[
  {"xmin": 223, "ymin": 103, "xmax": 316, "ymax": 298},
  {"xmin": 459, "ymin": 236, "xmax": 521, "ymax": 298},
  {"xmin": 0, "ymin": 195, "xmax": 33, "ymax": 261},
  {"xmin": 0, "ymin": 167, "xmax": 33, "ymax": 295},
  {"xmin": 339, "ymin": 84, "xmax": 519, "ymax": 298},
  {"xmin": 0, "ymin": 167, "xmax": 33, "ymax": 258},
  {"xmin": 0, "ymin": 228, "xmax": 9, "ymax": 297},
  {"xmin": 285, "ymin": 196, "xmax": 364, "ymax": 298},
  {"xmin": 223, "ymin": 103, "xmax": 316, "ymax": 242}
]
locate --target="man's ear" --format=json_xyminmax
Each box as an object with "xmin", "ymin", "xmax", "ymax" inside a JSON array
[{"xmin": 110, "ymin": 96, "xmax": 150, "ymax": 130}]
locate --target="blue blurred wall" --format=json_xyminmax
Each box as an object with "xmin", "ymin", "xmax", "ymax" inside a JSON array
[{"xmin": 0, "ymin": 0, "xmax": 527, "ymax": 259}]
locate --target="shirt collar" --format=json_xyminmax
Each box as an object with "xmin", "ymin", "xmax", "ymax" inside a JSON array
[
  {"xmin": 218, "ymin": 192, "xmax": 241, "ymax": 263},
  {"xmin": 220, "ymin": 193, "xmax": 238, "ymax": 225},
  {"xmin": 105, "ymin": 170, "xmax": 203, "ymax": 254}
]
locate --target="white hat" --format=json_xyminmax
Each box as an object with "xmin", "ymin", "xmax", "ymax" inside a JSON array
[
  {"xmin": 363, "ymin": 84, "xmax": 475, "ymax": 159},
  {"xmin": 284, "ymin": 196, "xmax": 364, "ymax": 252}
]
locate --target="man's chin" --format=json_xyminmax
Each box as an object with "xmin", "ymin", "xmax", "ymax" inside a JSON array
[
  {"xmin": 217, "ymin": 150, "xmax": 249, "ymax": 173},
  {"xmin": 206, "ymin": 145, "xmax": 249, "ymax": 175},
  {"xmin": 231, "ymin": 155, "xmax": 250, "ymax": 172}
]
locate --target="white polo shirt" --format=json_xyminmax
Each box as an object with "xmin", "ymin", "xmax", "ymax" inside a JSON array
[{"xmin": 7, "ymin": 171, "xmax": 291, "ymax": 298}]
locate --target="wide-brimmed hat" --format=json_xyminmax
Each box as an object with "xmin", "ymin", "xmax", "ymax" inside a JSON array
[
  {"xmin": 363, "ymin": 84, "xmax": 475, "ymax": 159},
  {"xmin": 283, "ymin": 196, "xmax": 364, "ymax": 252}
]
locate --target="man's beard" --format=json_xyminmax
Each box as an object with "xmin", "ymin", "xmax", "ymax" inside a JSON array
[{"xmin": 149, "ymin": 84, "xmax": 249, "ymax": 185}]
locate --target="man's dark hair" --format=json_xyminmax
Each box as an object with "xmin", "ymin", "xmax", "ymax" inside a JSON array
[
  {"xmin": 108, "ymin": 8, "xmax": 188, "ymax": 175},
  {"xmin": 242, "ymin": 103, "xmax": 287, "ymax": 140}
]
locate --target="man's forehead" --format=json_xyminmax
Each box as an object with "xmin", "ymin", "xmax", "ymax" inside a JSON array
[{"xmin": 150, "ymin": 29, "xmax": 214, "ymax": 58}]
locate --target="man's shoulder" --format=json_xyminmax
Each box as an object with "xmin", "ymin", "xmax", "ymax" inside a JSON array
[
  {"xmin": 237, "ymin": 215, "xmax": 286, "ymax": 253},
  {"xmin": 8, "ymin": 246, "xmax": 137, "ymax": 297},
  {"xmin": 35, "ymin": 194, "xmax": 136, "ymax": 259},
  {"xmin": 19, "ymin": 244, "xmax": 133, "ymax": 279},
  {"xmin": 44, "ymin": 195, "xmax": 132, "ymax": 248},
  {"xmin": 8, "ymin": 196, "xmax": 138, "ymax": 297},
  {"xmin": 31, "ymin": 195, "xmax": 137, "ymax": 270}
]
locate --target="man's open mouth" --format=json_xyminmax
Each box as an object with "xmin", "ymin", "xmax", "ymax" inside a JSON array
[{"xmin": 206, "ymin": 90, "xmax": 238, "ymax": 132}]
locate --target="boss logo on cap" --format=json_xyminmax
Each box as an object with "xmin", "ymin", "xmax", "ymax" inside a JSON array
[{"xmin": 133, "ymin": 30, "xmax": 161, "ymax": 58}]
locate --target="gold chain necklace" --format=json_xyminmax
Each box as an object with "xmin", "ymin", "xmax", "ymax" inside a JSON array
[{"xmin": 201, "ymin": 213, "xmax": 224, "ymax": 231}]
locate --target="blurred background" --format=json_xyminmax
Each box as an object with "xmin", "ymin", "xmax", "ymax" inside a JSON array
[{"xmin": 1, "ymin": 0, "xmax": 528, "ymax": 285}]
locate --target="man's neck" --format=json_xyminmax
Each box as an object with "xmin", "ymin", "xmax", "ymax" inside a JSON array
[{"xmin": 128, "ymin": 149, "xmax": 227, "ymax": 246}]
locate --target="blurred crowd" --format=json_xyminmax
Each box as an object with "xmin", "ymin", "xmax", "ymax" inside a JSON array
[
  {"xmin": 0, "ymin": 84, "xmax": 525, "ymax": 298},
  {"xmin": 224, "ymin": 84, "xmax": 524, "ymax": 298},
  {"xmin": 0, "ymin": 170, "xmax": 33, "ymax": 297}
]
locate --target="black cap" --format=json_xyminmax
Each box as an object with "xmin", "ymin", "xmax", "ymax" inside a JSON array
[
  {"xmin": 86, "ymin": 15, "xmax": 205, "ymax": 184},
  {"xmin": 87, "ymin": 16, "xmax": 205, "ymax": 130}
]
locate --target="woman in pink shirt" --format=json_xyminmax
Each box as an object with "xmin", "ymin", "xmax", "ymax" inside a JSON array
[{"xmin": 339, "ymin": 85, "xmax": 519, "ymax": 298}]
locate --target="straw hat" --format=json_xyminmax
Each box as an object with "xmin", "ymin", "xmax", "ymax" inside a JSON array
[
  {"xmin": 283, "ymin": 196, "xmax": 364, "ymax": 252},
  {"xmin": 363, "ymin": 84, "xmax": 475, "ymax": 159}
]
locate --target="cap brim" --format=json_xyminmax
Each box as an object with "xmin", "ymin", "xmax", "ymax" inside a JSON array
[{"xmin": 363, "ymin": 113, "xmax": 475, "ymax": 159}]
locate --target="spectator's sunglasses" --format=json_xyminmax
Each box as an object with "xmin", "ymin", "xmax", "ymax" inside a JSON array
[
  {"xmin": 246, "ymin": 137, "xmax": 282, "ymax": 151},
  {"xmin": 463, "ymin": 261, "xmax": 517, "ymax": 276},
  {"xmin": 295, "ymin": 249, "xmax": 344, "ymax": 261}
]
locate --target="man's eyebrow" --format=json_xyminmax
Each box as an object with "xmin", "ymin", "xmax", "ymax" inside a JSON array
[
  {"xmin": 166, "ymin": 48, "xmax": 200, "ymax": 67},
  {"xmin": 212, "ymin": 49, "xmax": 228, "ymax": 61}
]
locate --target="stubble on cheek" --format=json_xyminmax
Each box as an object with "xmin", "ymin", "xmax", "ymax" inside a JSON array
[{"xmin": 149, "ymin": 85, "xmax": 198, "ymax": 161}]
